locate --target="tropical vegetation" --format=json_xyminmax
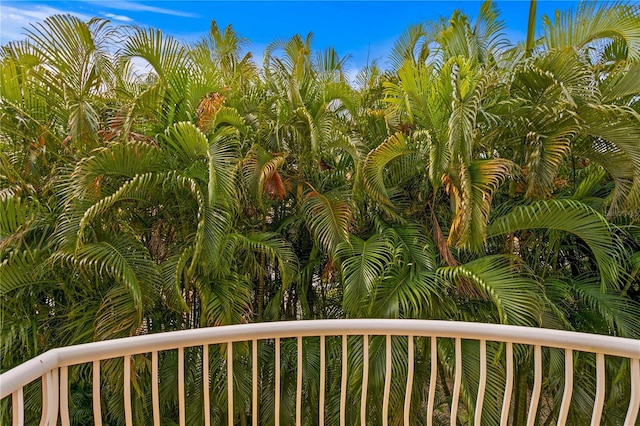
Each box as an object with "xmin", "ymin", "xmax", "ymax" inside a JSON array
[{"xmin": 1, "ymin": 1, "xmax": 640, "ymax": 424}]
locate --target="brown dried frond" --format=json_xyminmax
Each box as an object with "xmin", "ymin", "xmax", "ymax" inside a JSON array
[
  {"xmin": 197, "ymin": 92, "xmax": 226, "ymax": 131},
  {"xmin": 322, "ymin": 259, "xmax": 336, "ymax": 282},
  {"xmin": 264, "ymin": 171, "xmax": 289, "ymax": 201}
]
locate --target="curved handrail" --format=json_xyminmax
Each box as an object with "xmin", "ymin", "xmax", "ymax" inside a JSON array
[{"xmin": 2, "ymin": 319, "xmax": 639, "ymax": 399}]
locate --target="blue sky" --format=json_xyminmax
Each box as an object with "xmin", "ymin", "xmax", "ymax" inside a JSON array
[{"xmin": 0, "ymin": 1, "xmax": 618, "ymax": 70}]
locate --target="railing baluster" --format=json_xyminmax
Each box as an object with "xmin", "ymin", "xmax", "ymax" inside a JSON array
[
  {"xmin": 451, "ymin": 337, "xmax": 462, "ymax": 426},
  {"xmin": 500, "ymin": 342, "xmax": 513, "ymax": 426},
  {"xmin": 178, "ymin": 347, "xmax": 185, "ymax": 426},
  {"xmin": 297, "ymin": 336, "xmax": 302, "ymax": 426},
  {"xmin": 557, "ymin": 349, "xmax": 573, "ymax": 425},
  {"xmin": 275, "ymin": 337, "xmax": 280, "ymax": 426},
  {"xmin": 203, "ymin": 345, "xmax": 210, "ymax": 426},
  {"xmin": 252, "ymin": 340, "xmax": 258, "ymax": 426},
  {"xmin": 526, "ymin": 345, "xmax": 542, "ymax": 426},
  {"xmin": 49, "ymin": 369, "xmax": 59, "ymax": 425},
  {"xmin": 427, "ymin": 337, "xmax": 437, "ymax": 426},
  {"xmin": 625, "ymin": 358, "xmax": 640, "ymax": 426},
  {"xmin": 590, "ymin": 352, "xmax": 605, "ymax": 426},
  {"xmin": 39, "ymin": 372, "xmax": 49, "ymax": 426},
  {"xmin": 11, "ymin": 388, "xmax": 24, "ymax": 426},
  {"xmin": 38, "ymin": 369, "xmax": 59, "ymax": 426},
  {"xmin": 227, "ymin": 342, "xmax": 234, "ymax": 426},
  {"xmin": 124, "ymin": 356, "xmax": 132, "ymax": 426},
  {"xmin": 340, "ymin": 334, "xmax": 348, "ymax": 426},
  {"xmin": 60, "ymin": 365, "xmax": 70, "ymax": 426},
  {"xmin": 404, "ymin": 335, "xmax": 414, "ymax": 426},
  {"xmin": 383, "ymin": 334, "xmax": 392, "ymax": 426},
  {"xmin": 361, "ymin": 334, "xmax": 369, "ymax": 426},
  {"xmin": 152, "ymin": 351, "xmax": 160, "ymax": 426},
  {"xmin": 319, "ymin": 335, "xmax": 325, "ymax": 426},
  {"xmin": 474, "ymin": 339, "xmax": 487, "ymax": 426},
  {"xmin": 93, "ymin": 360, "xmax": 102, "ymax": 426}
]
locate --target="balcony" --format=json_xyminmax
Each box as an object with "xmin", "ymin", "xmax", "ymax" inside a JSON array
[{"xmin": 1, "ymin": 319, "xmax": 639, "ymax": 425}]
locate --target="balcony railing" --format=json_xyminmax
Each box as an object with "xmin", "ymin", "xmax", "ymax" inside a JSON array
[{"xmin": 1, "ymin": 319, "xmax": 639, "ymax": 425}]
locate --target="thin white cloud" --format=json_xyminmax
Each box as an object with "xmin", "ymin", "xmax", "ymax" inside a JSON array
[
  {"xmin": 103, "ymin": 12, "xmax": 134, "ymax": 23},
  {"xmin": 81, "ymin": 0, "xmax": 199, "ymax": 18},
  {"xmin": 0, "ymin": 5, "xmax": 91, "ymax": 44}
]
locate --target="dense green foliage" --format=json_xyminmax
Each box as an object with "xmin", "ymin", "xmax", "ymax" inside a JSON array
[{"xmin": 1, "ymin": 1, "xmax": 640, "ymax": 424}]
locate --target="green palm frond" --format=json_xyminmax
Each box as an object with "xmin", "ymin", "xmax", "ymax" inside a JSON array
[
  {"xmin": 123, "ymin": 27, "xmax": 195, "ymax": 129},
  {"xmin": 337, "ymin": 234, "xmax": 393, "ymax": 317},
  {"xmin": 384, "ymin": 61, "xmax": 436, "ymax": 128},
  {"xmin": 600, "ymin": 61, "xmax": 640, "ymax": 103},
  {"xmin": 2, "ymin": 4, "xmax": 640, "ymax": 423},
  {"xmin": 207, "ymin": 127, "xmax": 240, "ymax": 208},
  {"xmin": 210, "ymin": 106, "xmax": 247, "ymax": 133},
  {"xmin": 0, "ymin": 249, "xmax": 52, "ymax": 295},
  {"xmin": 372, "ymin": 267, "xmax": 440, "ymax": 318},
  {"xmin": 523, "ymin": 116, "xmax": 578, "ymax": 199},
  {"xmin": 363, "ymin": 132, "xmax": 414, "ymax": 208},
  {"xmin": 579, "ymin": 103, "xmax": 640, "ymax": 214},
  {"xmin": 488, "ymin": 199, "xmax": 621, "ymax": 289},
  {"xmin": 472, "ymin": 0, "xmax": 510, "ymax": 62},
  {"xmin": 297, "ymin": 105, "xmax": 320, "ymax": 153},
  {"xmin": 571, "ymin": 165, "xmax": 608, "ymax": 211},
  {"xmin": 123, "ymin": 27, "xmax": 193, "ymax": 84},
  {"xmin": 575, "ymin": 167, "xmax": 608, "ymax": 201},
  {"xmin": 577, "ymin": 142, "xmax": 636, "ymax": 214},
  {"xmin": 454, "ymin": 339, "xmax": 506, "ymax": 426},
  {"xmin": 507, "ymin": 50, "xmax": 594, "ymax": 197},
  {"xmin": 241, "ymin": 145, "xmax": 286, "ymax": 208},
  {"xmin": 0, "ymin": 52, "xmax": 61, "ymax": 147},
  {"xmin": 388, "ymin": 221, "xmax": 437, "ymax": 272},
  {"xmin": 315, "ymin": 46, "xmax": 345, "ymax": 73},
  {"xmin": 541, "ymin": 2, "xmax": 640, "ymax": 61},
  {"xmin": 440, "ymin": 9, "xmax": 468, "ymax": 61},
  {"xmin": 66, "ymin": 142, "xmax": 162, "ymax": 202},
  {"xmin": 303, "ymin": 187, "xmax": 351, "ymax": 256},
  {"xmin": 449, "ymin": 158, "xmax": 514, "ymax": 251},
  {"xmin": 54, "ymin": 234, "xmax": 159, "ymax": 311},
  {"xmin": 158, "ymin": 250, "xmax": 191, "ymax": 312},
  {"xmin": 76, "ymin": 172, "xmax": 205, "ymax": 252},
  {"xmin": 448, "ymin": 57, "xmax": 493, "ymax": 164},
  {"xmin": 319, "ymin": 80, "xmax": 357, "ymax": 115},
  {"xmin": 94, "ymin": 283, "xmax": 141, "ymax": 340},
  {"xmin": 23, "ymin": 15, "xmax": 116, "ymax": 147},
  {"xmin": 569, "ymin": 277, "xmax": 640, "ymax": 338},
  {"xmin": 229, "ymin": 232, "xmax": 298, "ymax": 289},
  {"xmin": 388, "ymin": 23, "xmax": 432, "ymax": 70},
  {"xmin": 326, "ymin": 135, "xmax": 362, "ymax": 183},
  {"xmin": 199, "ymin": 273, "xmax": 252, "ymax": 326},
  {"xmin": 0, "ymin": 196, "xmax": 38, "ymax": 240},
  {"xmin": 264, "ymin": 34, "xmax": 313, "ymax": 111},
  {"xmin": 161, "ymin": 121, "xmax": 210, "ymax": 164},
  {"xmin": 191, "ymin": 19, "xmax": 256, "ymax": 90},
  {"xmin": 439, "ymin": 255, "xmax": 543, "ymax": 326},
  {"xmin": 198, "ymin": 205, "xmax": 233, "ymax": 272}
]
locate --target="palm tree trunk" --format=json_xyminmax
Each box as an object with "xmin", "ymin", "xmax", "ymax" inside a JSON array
[
  {"xmin": 257, "ymin": 253, "xmax": 265, "ymax": 321},
  {"xmin": 437, "ymin": 357, "xmax": 457, "ymax": 424},
  {"xmin": 512, "ymin": 365, "xmax": 529, "ymax": 425},
  {"xmin": 429, "ymin": 202, "xmax": 457, "ymax": 267},
  {"xmin": 257, "ymin": 219, "xmax": 267, "ymax": 322},
  {"xmin": 525, "ymin": 0, "xmax": 537, "ymax": 57}
]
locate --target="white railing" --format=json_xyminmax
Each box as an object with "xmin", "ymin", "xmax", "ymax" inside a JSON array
[{"xmin": 1, "ymin": 319, "xmax": 639, "ymax": 425}]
